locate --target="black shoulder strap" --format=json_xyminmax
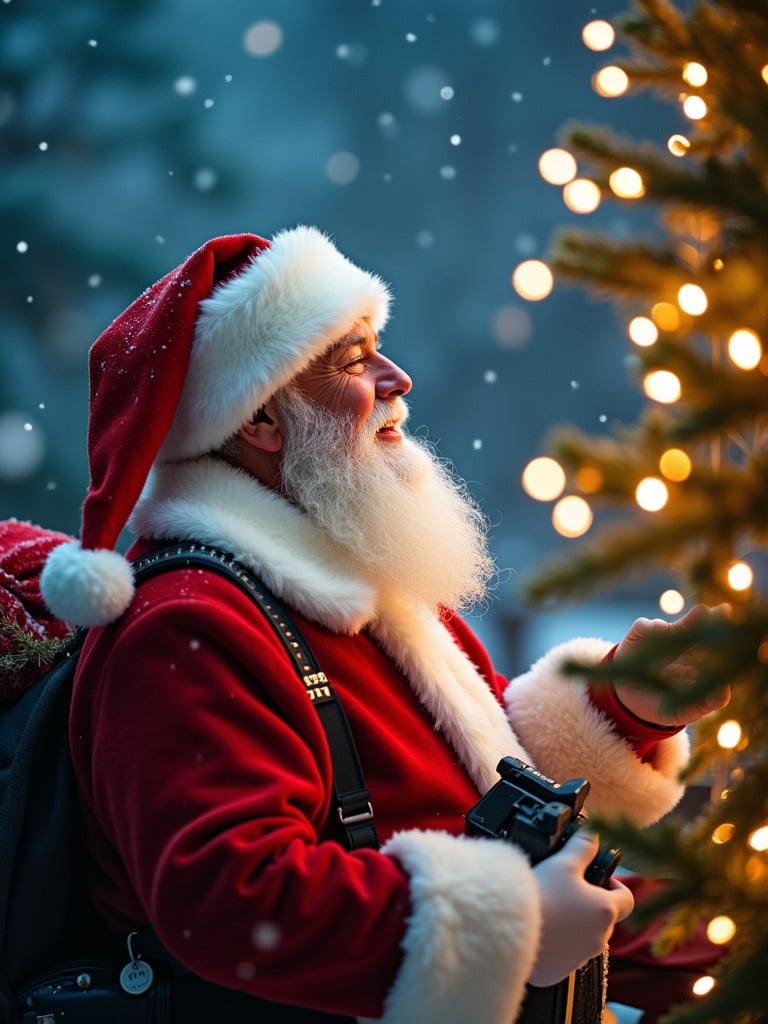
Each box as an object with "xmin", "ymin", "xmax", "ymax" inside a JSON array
[{"xmin": 131, "ymin": 543, "xmax": 379, "ymax": 851}]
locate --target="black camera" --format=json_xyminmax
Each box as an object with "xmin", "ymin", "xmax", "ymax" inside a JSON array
[{"xmin": 465, "ymin": 756, "xmax": 621, "ymax": 887}]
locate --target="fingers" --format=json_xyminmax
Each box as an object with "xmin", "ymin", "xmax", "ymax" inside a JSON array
[{"xmin": 606, "ymin": 877, "xmax": 635, "ymax": 922}]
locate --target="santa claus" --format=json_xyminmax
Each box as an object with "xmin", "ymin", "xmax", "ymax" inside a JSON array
[{"xmin": 40, "ymin": 226, "xmax": 727, "ymax": 1023}]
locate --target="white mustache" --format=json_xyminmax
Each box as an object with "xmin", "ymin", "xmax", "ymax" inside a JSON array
[{"xmin": 368, "ymin": 398, "xmax": 409, "ymax": 433}]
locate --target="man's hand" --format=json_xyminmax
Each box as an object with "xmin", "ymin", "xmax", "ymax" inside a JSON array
[
  {"xmin": 612, "ymin": 604, "xmax": 731, "ymax": 728},
  {"xmin": 529, "ymin": 832, "xmax": 634, "ymax": 987}
]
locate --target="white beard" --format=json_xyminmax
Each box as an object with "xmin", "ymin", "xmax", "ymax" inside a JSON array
[{"xmin": 273, "ymin": 387, "xmax": 496, "ymax": 613}]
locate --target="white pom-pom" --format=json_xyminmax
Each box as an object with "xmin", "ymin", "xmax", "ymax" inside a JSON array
[{"xmin": 40, "ymin": 540, "xmax": 135, "ymax": 627}]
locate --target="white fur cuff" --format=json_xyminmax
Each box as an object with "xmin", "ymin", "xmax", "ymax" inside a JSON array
[
  {"xmin": 504, "ymin": 637, "xmax": 690, "ymax": 826},
  {"xmin": 361, "ymin": 829, "xmax": 540, "ymax": 1024}
]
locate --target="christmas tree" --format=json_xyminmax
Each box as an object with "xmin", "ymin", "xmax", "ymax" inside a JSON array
[{"xmin": 517, "ymin": 1, "xmax": 768, "ymax": 1022}]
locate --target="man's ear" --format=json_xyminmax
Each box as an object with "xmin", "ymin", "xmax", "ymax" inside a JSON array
[{"xmin": 238, "ymin": 399, "xmax": 283, "ymax": 454}]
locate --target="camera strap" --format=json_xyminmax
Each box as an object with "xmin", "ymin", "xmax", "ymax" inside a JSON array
[{"xmin": 132, "ymin": 542, "xmax": 379, "ymax": 852}]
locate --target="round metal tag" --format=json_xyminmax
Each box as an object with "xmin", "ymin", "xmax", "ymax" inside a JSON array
[{"xmin": 119, "ymin": 958, "xmax": 154, "ymax": 996}]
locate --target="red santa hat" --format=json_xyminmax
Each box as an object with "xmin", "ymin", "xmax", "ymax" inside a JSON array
[{"xmin": 40, "ymin": 225, "xmax": 391, "ymax": 627}]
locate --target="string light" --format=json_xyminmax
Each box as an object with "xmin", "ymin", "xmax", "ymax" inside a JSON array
[
  {"xmin": 659, "ymin": 448, "xmax": 691, "ymax": 481},
  {"xmin": 562, "ymin": 178, "xmax": 601, "ymax": 213},
  {"xmin": 668, "ymin": 134, "xmax": 691, "ymax": 157},
  {"xmin": 608, "ymin": 167, "xmax": 645, "ymax": 199},
  {"xmin": 728, "ymin": 328, "xmax": 762, "ymax": 370},
  {"xmin": 659, "ymin": 589, "xmax": 685, "ymax": 614},
  {"xmin": 644, "ymin": 370, "xmax": 681, "ymax": 403},
  {"xmin": 628, "ymin": 316, "xmax": 658, "ymax": 347},
  {"xmin": 748, "ymin": 825, "xmax": 768, "ymax": 852},
  {"xmin": 762, "ymin": 65, "xmax": 768, "ymax": 86},
  {"xmin": 592, "ymin": 66, "xmax": 629, "ymax": 97},
  {"xmin": 678, "ymin": 283, "xmax": 708, "ymax": 315},
  {"xmin": 711, "ymin": 822, "xmax": 735, "ymax": 844},
  {"xmin": 552, "ymin": 495, "xmax": 593, "ymax": 537},
  {"xmin": 651, "ymin": 302, "xmax": 680, "ymax": 331},
  {"xmin": 683, "ymin": 94, "xmax": 708, "ymax": 119},
  {"xmin": 706, "ymin": 916, "xmax": 736, "ymax": 945},
  {"xmin": 682, "ymin": 62, "xmax": 708, "ymax": 87},
  {"xmin": 522, "ymin": 456, "xmax": 566, "ymax": 501},
  {"xmin": 692, "ymin": 976, "xmax": 715, "ymax": 997},
  {"xmin": 539, "ymin": 148, "xmax": 577, "ymax": 185},
  {"xmin": 635, "ymin": 476, "xmax": 668, "ymax": 511},
  {"xmin": 727, "ymin": 560, "xmax": 753, "ymax": 591},
  {"xmin": 574, "ymin": 464, "xmax": 603, "ymax": 493},
  {"xmin": 717, "ymin": 720, "xmax": 742, "ymax": 749},
  {"xmin": 581, "ymin": 20, "xmax": 615, "ymax": 51},
  {"xmin": 511, "ymin": 260, "xmax": 554, "ymax": 301}
]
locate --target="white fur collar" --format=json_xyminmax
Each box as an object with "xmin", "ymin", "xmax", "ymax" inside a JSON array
[{"xmin": 128, "ymin": 458, "xmax": 528, "ymax": 792}]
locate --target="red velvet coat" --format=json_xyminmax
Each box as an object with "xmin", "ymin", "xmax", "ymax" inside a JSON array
[{"xmin": 70, "ymin": 458, "xmax": 690, "ymax": 1024}]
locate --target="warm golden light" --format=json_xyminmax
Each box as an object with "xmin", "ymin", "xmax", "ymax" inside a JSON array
[
  {"xmin": 562, "ymin": 178, "xmax": 602, "ymax": 214},
  {"xmin": 683, "ymin": 94, "xmax": 708, "ymax": 119},
  {"xmin": 512, "ymin": 260, "xmax": 554, "ymax": 301},
  {"xmin": 762, "ymin": 65, "xmax": 768, "ymax": 86},
  {"xmin": 644, "ymin": 370, "xmax": 681, "ymax": 403},
  {"xmin": 717, "ymin": 720, "xmax": 742, "ymax": 749},
  {"xmin": 659, "ymin": 448, "xmax": 691, "ymax": 482},
  {"xmin": 668, "ymin": 134, "xmax": 691, "ymax": 157},
  {"xmin": 727, "ymin": 561, "xmax": 753, "ymax": 591},
  {"xmin": 593, "ymin": 66, "xmax": 629, "ymax": 97},
  {"xmin": 636, "ymin": 477, "xmax": 669, "ymax": 512},
  {"xmin": 522, "ymin": 457, "xmax": 566, "ymax": 501},
  {"xmin": 682, "ymin": 62, "xmax": 708, "ymax": 87},
  {"xmin": 628, "ymin": 316, "xmax": 658, "ymax": 347},
  {"xmin": 608, "ymin": 167, "xmax": 645, "ymax": 199},
  {"xmin": 552, "ymin": 495, "xmax": 593, "ymax": 538},
  {"xmin": 582, "ymin": 19, "xmax": 615, "ymax": 51},
  {"xmin": 692, "ymin": 976, "xmax": 715, "ymax": 997},
  {"xmin": 711, "ymin": 822, "xmax": 735, "ymax": 844},
  {"xmin": 574, "ymin": 464, "xmax": 603, "ymax": 493},
  {"xmin": 748, "ymin": 825, "xmax": 768, "ymax": 852},
  {"xmin": 728, "ymin": 328, "xmax": 762, "ymax": 370},
  {"xmin": 706, "ymin": 916, "xmax": 736, "ymax": 945},
  {"xmin": 678, "ymin": 283, "xmax": 708, "ymax": 315},
  {"xmin": 651, "ymin": 302, "xmax": 680, "ymax": 331},
  {"xmin": 659, "ymin": 589, "xmax": 685, "ymax": 615},
  {"xmin": 538, "ymin": 148, "xmax": 578, "ymax": 185}
]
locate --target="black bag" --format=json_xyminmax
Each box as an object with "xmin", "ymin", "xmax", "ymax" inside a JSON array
[{"xmin": 1, "ymin": 541, "xmax": 368, "ymax": 1024}]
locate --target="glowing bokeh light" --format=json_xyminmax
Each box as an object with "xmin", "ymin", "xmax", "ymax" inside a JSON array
[
  {"xmin": 628, "ymin": 316, "xmax": 658, "ymax": 347},
  {"xmin": 659, "ymin": 589, "xmax": 685, "ymax": 615},
  {"xmin": 512, "ymin": 260, "xmax": 554, "ymax": 301},
  {"xmin": 522, "ymin": 457, "xmax": 566, "ymax": 501},
  {"xmin": 682, "ymin": 62, "xmax": 708, "ymax": 87},
  {"xmin": 717, "ymin": 720, "xmax": 742, "ymax": 749},
  {"xmin": 593, "ymin": 66, "xmax": 629, "ymax": 97},
  {"xmin": 727, "ymin": 561, "xmax": 753, "ymax": 591},
  {"xmin": 609, "ymin": 167, "xmax": 645, "ymax": 198},
  {"xmin": 644, "ymin": 370, "xmax": 681, "ymax": 403},
  {"xmin": 552, "ymin": 495, "xmax": 593, "ymax": 537},
  {"xmin": 659, "ymin": 448, "xmax": 691, "ymax": 481},
  {"xmin": 636, "ymin": 477, "xmax": 669, "ymax": 512},
  {"xmin": 562, "ymin": 178, "xmax": 601, "ymax": 214},
  {"xmin": 678, "ymin": 283, "xmax": 708, "ymax": 315},
  {"xmin": 539, "ymin": 148, "xmax": 578, "ymax": 185},
  {"xmin": 728, "ymin": 328, "xmax": 762, "ymax": 370},
  {"xmin": 582, "ymin": 20, "xmax": 615, "ymax": 51}
]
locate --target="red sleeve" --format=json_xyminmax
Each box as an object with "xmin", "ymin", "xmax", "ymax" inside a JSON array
[
  {"xmin": 587, "ymin": 644, "xmax": 683, "ymax": 762},
  {"xmin": 74, "ymin": 570, "xmax": 407, "ymax": 1018}
]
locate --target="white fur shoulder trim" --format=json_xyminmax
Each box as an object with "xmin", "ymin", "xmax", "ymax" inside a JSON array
[{"xmin": 360, "ymin": 829, "xmax": 540, "ymax": 1024}]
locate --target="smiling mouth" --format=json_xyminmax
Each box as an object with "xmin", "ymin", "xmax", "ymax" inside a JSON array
[{"xmin": 376, "ymin": 421, "xmax": 402, "ymax": 439}]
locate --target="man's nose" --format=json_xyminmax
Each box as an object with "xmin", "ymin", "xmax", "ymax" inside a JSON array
[{"xmin": 377, "ymin": 356, "xmax": 412, "ymax": 398}]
